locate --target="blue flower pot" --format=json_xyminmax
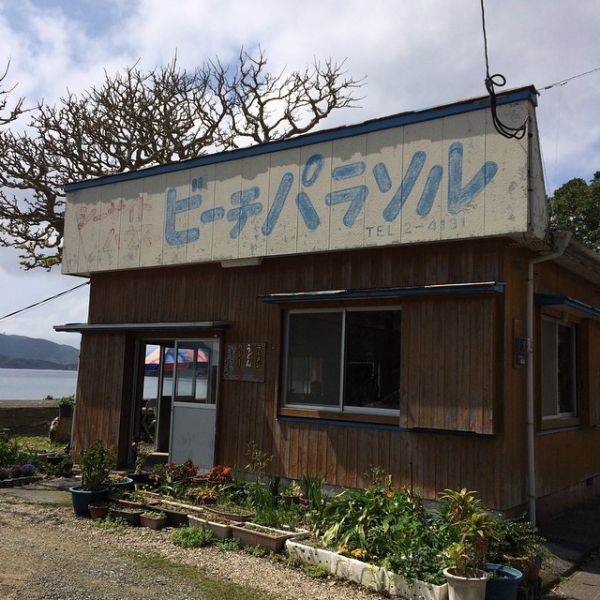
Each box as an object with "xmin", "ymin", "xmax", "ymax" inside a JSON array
[
  {"xmin": 485, "ymin": 563, "xmax": 523, "ymax": 600},
  {"xmin": 108, "ymin": 476, "xmax": 134, "ymax": 490},
  {"xmin": 69, "ymin": 486, "xmax": 110, "ymax": 516}
]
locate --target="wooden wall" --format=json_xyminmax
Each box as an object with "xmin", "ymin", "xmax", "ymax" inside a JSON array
[{"xmin": 73, "ymin": 237, "xmax": 600, "ymax": 514}]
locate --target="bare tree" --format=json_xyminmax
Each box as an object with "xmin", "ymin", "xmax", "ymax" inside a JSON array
[
  {"xmin": 0, "ymin": 48, "xmax": 363, "ymax": 269},
  {"xmin": 0, "ymin": 61, "xmax": 24, "ymax": 125}
]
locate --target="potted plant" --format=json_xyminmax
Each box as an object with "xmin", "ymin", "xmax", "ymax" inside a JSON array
[
  {"xmin": 139, "ymin": 509, "xmax": 167, "ymax": 530},
  {"xmin": 438, "ymin": 489, "xmax": 494, "ymax": 600},
  {"xmin": 280, "ymin": 480, "xmax": 302, "ymax": 505},
  {"xmin": 130, "ymin": 439, "xmax": 152, "ymax": 484},
  {"xmin": 68, "ymin": 439, "xmax": 116, "ymax": 516},
  {"xmin": 88, "ymin": 501, "xmax": 111, "ymax": 520},
  {"xmin": 53, "ymin": 395, "xmax": 75, "ymax": 418},
  {"xmin": 486, "ymin": 516, "xmax": 549, "ymax": 582},
  {"xmin": 109, "ymin": 505, "xmax": 143, "ymax": 526}
]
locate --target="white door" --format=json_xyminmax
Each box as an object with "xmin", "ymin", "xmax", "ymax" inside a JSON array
[{"xmin": 169, "ymin": 339, "xmax": 219, "ymax": 471}]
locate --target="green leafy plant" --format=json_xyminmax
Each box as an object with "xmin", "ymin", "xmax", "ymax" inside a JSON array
[
  {"xmin": 216, "ymin": 537, "xmax": 240, "ymax": 552},
  {"xmin": 300, "ymin": 472, "xmax": 327, "ymax": 531},
  {"xmin": 437, "ymin": 488, "xmax": 496, "ymax": 577},
  {"xmin": 79, "ymin": 439, "xmax": 116, "ymax": 491},
  {"xmin": 53, "ymin": 394, "xmax": 75, "ymax": 407},
  {"xmin": 244, "ymin": 441, "xmax": 276, "ymax": 509},
  {"xmin": 142, "ymin": 510, "xmax": 166, "ymax": 519},
  {"xmin": 131, "ymin": 439, "xmax": 152, "ymax": 475},
  {"xmin": 487, "ymin": 516, "xmax": 551, "ymax": 569},
  {"xmin": 172, "ymin": 525, "xmax": 215, "ymax": 548}
]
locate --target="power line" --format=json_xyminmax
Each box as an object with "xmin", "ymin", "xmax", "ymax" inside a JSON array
[
  {"xmin": 480, "ymin": 0, "xmax": 527, "ymax": 139},
  {"xmin": 539, "ymin": 66, "xmax": 600, "ymax": 91},
  {"xmin": 0, "ymin": 280, "xmax": 89, "ymax": 323}
]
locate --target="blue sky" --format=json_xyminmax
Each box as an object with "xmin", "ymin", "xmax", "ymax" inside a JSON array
[{"xmin": 0, "ymin": 0, "xmax": 599, "ymax": 347}]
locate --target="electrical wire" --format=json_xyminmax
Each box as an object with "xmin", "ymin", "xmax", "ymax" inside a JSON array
[
  {"xmin": 0, "ymin": 280, "xmax": 89, "ymax": 323},
  {"xmin": 539, "ymin": 65, "xmax": 600, "ymax": 91},
  {"xmin": 480, "ymin": 0, "xmax": 527, "ymax": 139}
]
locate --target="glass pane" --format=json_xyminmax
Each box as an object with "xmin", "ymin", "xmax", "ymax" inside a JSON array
[
  {"xmin": 285, "ymin": 312, "xmax": 342, "ymax": 407},
  {"xmin": 344, "ymin": 311, "xmax": 401, "ymax": 410},
  {"xmin": 541, "ymin": 320, "xmax": 558, "ymax": 418},
  {"xmin": 174, "ymin": 341, "xmax": 216, "ymax": 404},
  {"xmin": 557, "ymin": 323, "xmax": 576, "ymax": 415}
]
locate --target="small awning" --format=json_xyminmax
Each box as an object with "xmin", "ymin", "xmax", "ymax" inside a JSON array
[
  {"xmin": 535, "ymin": 294, "xmax": 600, "ymax": 321},
  {"xmin": 259, "ymin": 281, "xmax": 506, "ymax": 303},
  {"xmin": 54, "ymin": 321, "xmax": 230, "ymax": 333}
]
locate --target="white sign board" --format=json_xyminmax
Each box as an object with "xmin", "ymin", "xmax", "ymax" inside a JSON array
[{"xmin": 63, "ymin": 93, "xmax": 546, "ymax": 275}]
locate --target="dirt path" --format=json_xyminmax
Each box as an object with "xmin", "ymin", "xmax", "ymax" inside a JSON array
[{"xmin": 0, "ymin": 491, "xmax": 373, "ymax": 600}]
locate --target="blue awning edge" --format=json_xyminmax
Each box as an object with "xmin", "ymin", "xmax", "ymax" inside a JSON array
[
  {"xmin": 535, "ymin": 294, "xmax": 600, "ymax": 321},
  {"xmin": 259, "ymin": 281, "xmax": 506, "ymax": 303}
]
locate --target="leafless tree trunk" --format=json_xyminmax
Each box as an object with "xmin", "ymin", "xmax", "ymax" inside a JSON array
[{"xmin": 0, "ymin": 49, "xmax": 363, "ymax": 270}]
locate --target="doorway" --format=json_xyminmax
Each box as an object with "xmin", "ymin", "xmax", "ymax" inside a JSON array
[{"xmin": 139, "ymin": 339, "xmax": 220, "ymax": 471}]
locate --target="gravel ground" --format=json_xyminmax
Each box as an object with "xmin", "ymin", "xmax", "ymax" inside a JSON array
[{"xmin": 0, "ymin": 492, "xmax": 378, "ymax": 600}]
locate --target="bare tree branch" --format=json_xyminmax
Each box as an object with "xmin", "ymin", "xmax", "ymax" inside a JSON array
[{"xmin": 0, "ymin": 50, "xmax": 364, "ymax": 270}]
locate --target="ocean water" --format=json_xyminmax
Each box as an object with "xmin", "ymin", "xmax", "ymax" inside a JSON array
[{"xmin": 0, "ymin": 368, "xmax": 77, "ymax": 401}]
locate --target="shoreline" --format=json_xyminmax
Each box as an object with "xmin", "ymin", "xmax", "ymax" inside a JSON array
[{"xmin": 0, "ymin": 399, "xmax": 56, "ymax": 408}]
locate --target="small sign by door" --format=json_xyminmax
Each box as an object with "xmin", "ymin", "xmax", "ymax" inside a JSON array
[{"xmin": 223, "ymin": 343, "xmax": 265, "ymax": 382}]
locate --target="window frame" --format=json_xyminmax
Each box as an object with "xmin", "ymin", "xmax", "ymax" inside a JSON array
[
  {"xmin": 540, "ymin": 314, "xmax": 579, "ymax": 426},
  {"xmin": 282, "ymin": 306, "xmax": 401, "ymax": 418}
]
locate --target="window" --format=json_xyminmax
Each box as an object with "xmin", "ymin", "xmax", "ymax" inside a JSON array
[
  {"xmin": 541, "ymin": 316, "xmax": 577, "ymax": 420},
  {"xmin": 284, "ymin": 308, "xmax": 401, "ymax": 414}
]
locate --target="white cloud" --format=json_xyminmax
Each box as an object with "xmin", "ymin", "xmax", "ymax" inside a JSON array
[{"xmin": 1, "ymin": 0, "xmax": 600, "ymax": 343}]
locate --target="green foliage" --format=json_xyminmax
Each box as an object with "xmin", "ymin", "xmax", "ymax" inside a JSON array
[
  {"xmin": 320, "ymin": 468, "xmax": 449, "ymax": 583},
  {"xmin": 150, "ymin": 459, "xmax": 198, "ymax": 498},
  {"xmin": 252, "ymin": 502, "xmax": 304, "ymax": 530},
  {"xmin": 79, "ymin": 439, "xmax": 116, "ymax": 491},
  {"xmin": 43, "ymin": 454, "xmax": 74, "ymax": 477},
  {"xmin": 141, "ymin": 510, "xmax": 166, "ymax": 519},
  {"xmin": 216, "ymin": 537, "xmax": 240, "ymax": 552},
  {"xmin": 91, "ymin": 515, "xmax": 129, "ymax": 530},
  {"xmin": 0, "ymin": 436, "xmax": 36, "ymax": 467},
  {"xmin": 487, "ymin": 516, "xmax": 550, "ymax": 566},
  {"xmin": 300, "ymin": 472, "xmax": 327, "ymax": 529},
  {"xmin": 302, "ymin": 563, "xmax": 331, "ymax": 579},
  {"xmin": 436, "ymin": 488, "xmax": 496, "ymax": 577},
  {"xmin": 52, "ymin": 394, "xmax": 75, "ymax": 407},
  {"xmin": 549, "ymin": 171, "xmax": 600, "ymax": 251},
  {"xmin": 244, "ymin": 441, "xmax": 276, "ymax": 509},
  {"xmin": 172, "ymin": 525, "xmax": 215, "ymax": 548},
  {"xmin": 244, "ymin": 544, "xmax": 267, "ymax": 558}
]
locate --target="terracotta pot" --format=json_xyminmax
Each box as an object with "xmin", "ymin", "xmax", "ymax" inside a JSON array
[
  {"xmin": 88, "ymin": 504, "xmax": 110, "ymax": 520},
  {"xmin": 139, "ymin": 514, "xmax": 167, "ymax": 530}
]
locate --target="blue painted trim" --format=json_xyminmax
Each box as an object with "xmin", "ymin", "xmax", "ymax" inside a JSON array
[
  {"xmin": 535, "ymin": 293, "xmax": 600, "ymax": 320},
  {"xmin": 538, "ymin": 425, "xmax": 583, "ymax": 435},
  {"xmin": 65, "ymin": 86, "xmax": 537, "ymax": 192},
  {"xmin": 277, "ymin": 415, "xmax": 405, "ymax": 431},
  {"xmin": 259, "ymin": 281, "xmax": 506, "ymax": 303},
  {"xmin": 277, "ymin": 416, "xmax": 495, "ymax": 437}
]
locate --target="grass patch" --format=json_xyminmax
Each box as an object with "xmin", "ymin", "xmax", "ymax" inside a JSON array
[
  {"xmin": 12, "ymin": 436, "xmax": 65, "ymax": 453},
  {"xmin": 127, "ymin": 550, "xmax": 276, "ymax": 600}
]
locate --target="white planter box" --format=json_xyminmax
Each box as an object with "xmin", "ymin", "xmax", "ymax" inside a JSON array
[{"xmin": 285, "ymin": 539, "xmax": 448, "ymax": 599}]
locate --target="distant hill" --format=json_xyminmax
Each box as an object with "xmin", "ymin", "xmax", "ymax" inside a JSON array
[{"xmin": 0, "ymin": 333, "xmax": 79, "ymax": 371}]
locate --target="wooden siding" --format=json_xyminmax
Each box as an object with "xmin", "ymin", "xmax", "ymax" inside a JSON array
[
  {"xmin": 400, "ymin": 297, "xmax": 497, "ymax": 434},
  {"xmin": 73, "ymin": 237, "xmax": 600, "ymax": 514}
]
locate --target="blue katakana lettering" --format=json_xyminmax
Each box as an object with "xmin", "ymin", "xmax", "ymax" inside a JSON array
[
  {"xmin": 165, "ymin": 188, "xmax": 201, "ymax": 245},
  {"xmin": 447, "ymin": 142, "xmax": 497, "ymax": 214},
  {"xmin": 227, "ymin": 187, "xmax": 262, "ymax": 239},
  {"xmin": 326, "ymin": 160, "xmax": 368, "ymax": 227}
]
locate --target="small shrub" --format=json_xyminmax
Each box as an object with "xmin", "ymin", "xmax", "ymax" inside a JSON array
[
  {"xmin": 172, "ymin": 526, "xmax": 215, "ymax": 548},
  {"xmin": 303, "ymin": 563, "xmax": 330, "ymax": 579},
  {"xmin": 216, "ymin": 537, "xmax": 240, "ymax": 552},
  {"xmin": 243, "ymin": 544, "xmax": 266, "ymax": 558},
  {"xmin": 91, "ymin": 515, "xmax": 129, "ymax": 530}
]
